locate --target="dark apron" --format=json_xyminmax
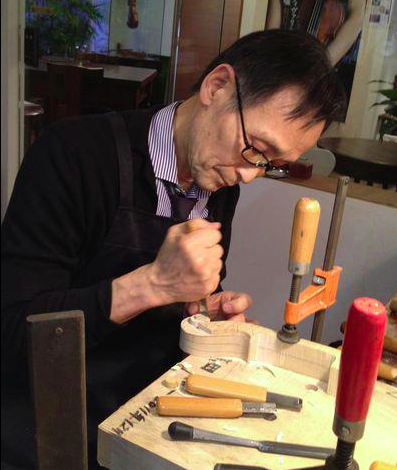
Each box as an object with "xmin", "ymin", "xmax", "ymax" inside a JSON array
[
  {"xmin": 2, "ymin": 111, "xmax": 224, "ymax": 470},
  {"xmin": 73, "ymin": 113, "xmax": 195, "ymax": 468}
]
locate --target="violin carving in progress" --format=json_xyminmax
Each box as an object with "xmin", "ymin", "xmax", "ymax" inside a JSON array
[{"xmin": 179, "ymin": 314, "xmax": 340, "ymax": 396}]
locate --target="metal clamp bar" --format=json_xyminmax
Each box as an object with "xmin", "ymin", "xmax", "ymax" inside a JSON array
[{"xmin": 311, "ymin": 176, "xmax": 349, "ymax": 342}]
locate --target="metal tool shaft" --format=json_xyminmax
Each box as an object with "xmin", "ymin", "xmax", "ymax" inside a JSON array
[
  {"xmin": 311, "ymin": 176, "xmax": 349, "ymax": 342},
  {"xmin": 169, "ymin": 422, "xmax": 333, "ymax": 460}
]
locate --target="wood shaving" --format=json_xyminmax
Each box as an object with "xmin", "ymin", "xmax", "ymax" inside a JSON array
[
  {"xmin": 222, "ymin": 424, "xmax": 238, "ymax": 432},
  {"xmin": 162, "ymin": 377, "xmax": 179, "ymax": 389}
]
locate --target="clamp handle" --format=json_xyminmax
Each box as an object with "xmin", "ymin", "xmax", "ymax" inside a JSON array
[
  {"xmin": 334, "ymin": 297, "xmax": 386, "ymax": 442},
  {"xmin": 288, "ymin": 198, "xmax": 321, "ymax": 276}
]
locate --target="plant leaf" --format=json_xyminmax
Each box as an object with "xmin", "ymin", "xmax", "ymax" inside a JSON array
[
  {"xmin": 378, "ymin": 89, "xmax": 397, "ymax": 100},
  {"xmin": 370, "ymin": 100, "xmax": 395, "ymax": 107}
]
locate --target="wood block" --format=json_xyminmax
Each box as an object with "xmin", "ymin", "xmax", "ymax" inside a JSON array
[
  {"xmin": 180, "ymin": 315, "xmax": 340, "ymax": 395},
  {"xmin": 98, "ymin": 331, "xmax": 397, "ymax": 469}
]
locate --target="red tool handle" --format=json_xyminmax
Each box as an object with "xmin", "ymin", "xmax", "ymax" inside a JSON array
[{"xmin": 336, "ymin": 297, "xmax": 386, "ymax": 423}]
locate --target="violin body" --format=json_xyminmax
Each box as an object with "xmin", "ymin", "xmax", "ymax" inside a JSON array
[
  {"xmin": 297, "ymin": 0, "xmax": 345, "ymax": 45},
  {"xmin": 127, "ymin": 0, "xmax": 139, "ymax": 29}
]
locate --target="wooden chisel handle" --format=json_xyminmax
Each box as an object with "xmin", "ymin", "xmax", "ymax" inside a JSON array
[
  {"xmin": 156, "ymin": 396, "xmax": 243, "ymax": 418},
  {"xmin": 186, "ymin": 374, "xmax": 266, "ymax": 402},
  {"xmin": 370, "ymin": 462, "xmax": 397, "ymax": 470},
  {"xmin": 186, "ymin": 219, "xmax": 212, "ymax": 317}
]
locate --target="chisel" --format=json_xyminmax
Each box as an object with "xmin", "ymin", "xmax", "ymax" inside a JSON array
[
  {"xmin": 214, "ymin": 465, "xmax": 269, "ymax": 470},
  {"xmin": 168, "ymin": 421, "xmax": 334, "ymax": 460},
  {"xmin": 156, "ymin": 396, "xmax": 277, "ymax": 420},
  {"xmin": 185, "ymin": 374, "xmax": 302, "ymax": 411},
  {"xmin": 186, "ymin": 219, "xmax": 213, "ymax": 318}
]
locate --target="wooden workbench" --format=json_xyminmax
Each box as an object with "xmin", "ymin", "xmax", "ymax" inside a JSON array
[{"xmin": 98, "ymin": 334, "xmax": 397, "ymax": 469}]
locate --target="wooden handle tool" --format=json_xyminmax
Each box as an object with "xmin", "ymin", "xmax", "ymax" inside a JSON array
[
  {"xmin": 168, "ymin": 421, "xmax": 334, "ymax": 460},
  {"xmin": 157, "ymin": 396, "xmax": 244, "ymax": 418},
  {"xmin": 185, "ymin": 374, "xmax": 302, "ymax": 411},
  {"xmin": 370, "ymin": 462, "xmax": 397, "ymax": 470},
  {"xmin": 186, "ymin": 219, "xmax": 212, "ymax": 317},
  {"xmin": 156, "ymin": 396, "xmax": 277, "ymax": 419}
]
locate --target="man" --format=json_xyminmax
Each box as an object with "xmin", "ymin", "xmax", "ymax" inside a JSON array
[{"xmin": 1, "ymin": 30, "xmax": 345, "ymax": 469}]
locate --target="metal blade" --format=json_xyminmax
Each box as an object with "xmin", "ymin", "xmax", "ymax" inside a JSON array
[
  {"xmin": 266, "ymin": 392, "xmax": 302, "ymax": 411},
  {"xmin": 259, "ymin": 440, "xmax": 334, "ymax": 460},
  {"xmin": 242, "ymin": 402, "xmax": 277, "ymax": 420}
]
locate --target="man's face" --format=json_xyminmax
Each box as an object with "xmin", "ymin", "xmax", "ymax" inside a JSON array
[{"xmin": 188, "ymin": 86, "xmax": 325, "ymax": 192}]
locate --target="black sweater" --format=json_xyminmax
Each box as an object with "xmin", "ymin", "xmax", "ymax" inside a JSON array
[{"xmin": 1, "ymin": 109, "xmax": 240, "ymax": 467}]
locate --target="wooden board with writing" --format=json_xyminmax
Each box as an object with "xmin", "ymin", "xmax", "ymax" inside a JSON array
[{"xmin": 98, "ymin": 320, "xmax": 397, "ymax": 470}]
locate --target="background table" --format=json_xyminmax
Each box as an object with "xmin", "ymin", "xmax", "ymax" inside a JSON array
[
  {"xmin": 26, "ymin": 61, "xmax": 158, "ymax": 112},
  {"xmin": 319, "ymin": 137, "xmax": 397, "ymax": 189}
]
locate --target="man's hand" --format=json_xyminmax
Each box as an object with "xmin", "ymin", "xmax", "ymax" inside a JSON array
[
  {"xmin": 110, "ymin": 219, "xmax": 224, "ymax": 324},
  {"xmin": 149, "ymin": 219, "xmax": 224, "ymax": 304},
  {"xmin": 186, "ymin": 291, "xmax": 254, "ymax": 322}
]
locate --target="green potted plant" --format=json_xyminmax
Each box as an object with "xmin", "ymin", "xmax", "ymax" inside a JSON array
[
  {"xmin": 370, "ymin": 79, "xmax": 397, "ymax": 141},
  {"xmin": 26, "ymin": 0, "xmax": 103, "ymax": 58}
]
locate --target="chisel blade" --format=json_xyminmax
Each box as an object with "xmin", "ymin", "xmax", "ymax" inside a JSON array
[
  {"xmin": 242, "ymin": 402, "xmax": 277, "ymax": 421},
  {"xmin": 266, "ymin": 392, "xmax": 302, "ymax": 411}
]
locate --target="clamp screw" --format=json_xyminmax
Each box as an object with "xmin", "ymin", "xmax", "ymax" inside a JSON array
[{"xmin": 340, "ymin": 426, "xmax": 351, "ymax": 438}]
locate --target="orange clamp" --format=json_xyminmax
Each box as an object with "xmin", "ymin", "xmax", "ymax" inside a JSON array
[{"xmin": 284, "ymin": 266, "xmax": 342, "ymax": 325}]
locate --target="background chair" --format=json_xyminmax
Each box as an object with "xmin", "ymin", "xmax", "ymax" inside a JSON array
[
  {"xmin": 298, "ymin": 147, "xmax": 336, "ymax": 176},
  {"xmin": 47, "ymin": 62, "xmax": 108, "ymax": 123}
]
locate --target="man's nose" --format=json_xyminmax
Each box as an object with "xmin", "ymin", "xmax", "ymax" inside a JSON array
[{"xmin": 236, "ymin": 166, "xmax": 264, "ymax": 184}]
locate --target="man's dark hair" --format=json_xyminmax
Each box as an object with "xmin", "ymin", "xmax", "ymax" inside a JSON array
[{"xmin": 192, "ymin": 29, "xmax": 346, "ymax": 129}]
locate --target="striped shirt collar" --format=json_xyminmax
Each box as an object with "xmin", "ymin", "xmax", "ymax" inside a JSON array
[{"xmin": 148, "ymin": 102, "xmax": 210, "ymax": 200}]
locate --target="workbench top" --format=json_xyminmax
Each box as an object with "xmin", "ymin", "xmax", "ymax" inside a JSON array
[{"xmin": 98, "ymin": 353, "xmax": 397, "ymax": 470}]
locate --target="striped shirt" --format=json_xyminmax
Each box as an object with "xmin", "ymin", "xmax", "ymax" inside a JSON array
[{"xmin": 148, "ymin": 102, "xmax": 211, "ymax": 219}]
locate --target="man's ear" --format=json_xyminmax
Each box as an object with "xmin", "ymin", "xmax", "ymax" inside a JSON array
[{"xmin": 199, "ymin": 64, "xmax": 236, "ymax": 106}]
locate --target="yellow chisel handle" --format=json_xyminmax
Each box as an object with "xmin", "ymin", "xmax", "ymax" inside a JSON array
[
  {"xmin": 369, "ymin": 462, "xmax": 397, "ymax": 470},
  {"xmin": 186, "ymin": 374, "xmax": 267, "ymax": 402},
  {"xmin": 156, "ymin": 396, "xmax": 243, "ymax": 418},
  {"xmin": 186, "ymin": 219, "xmax": 212, "ymax": 317}
]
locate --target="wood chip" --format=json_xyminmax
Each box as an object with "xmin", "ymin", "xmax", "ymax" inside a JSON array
[{"xmin": 162, "ymin": 377, "xmax": 179, "ymax": 389}]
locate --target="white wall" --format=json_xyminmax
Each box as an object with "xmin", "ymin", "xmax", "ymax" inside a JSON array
[
  {"xmin": 240, "ymin": 0, "xmax": 267, "ymax": 37},
  {"xmin": 223, "ymin": 179, "xmax": 397, "ymax": 345},
  {"xmin": 1, "ymin": 0, "xmax": 24, "ymax": 220}
]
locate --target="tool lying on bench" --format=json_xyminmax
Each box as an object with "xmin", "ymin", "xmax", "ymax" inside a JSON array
[
  {"xmin": 157, "ymin": 396, "xmax": 277, "ymax": 420},
  {"xmin": 168, "ymin": 421, "xmax": 334, "ymax": 460},
  {"xmin": 184, "ymin": 374, "xmax": 302, "ymax": 411},
  {"xmin": 156, "ymin": 374, "xmax": 302, "ymax": 419}
]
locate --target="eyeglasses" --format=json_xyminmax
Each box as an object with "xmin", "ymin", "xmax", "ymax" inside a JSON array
[{"xmin": 235, "ymin": 78, "xmax": 289, "ymax": 179}]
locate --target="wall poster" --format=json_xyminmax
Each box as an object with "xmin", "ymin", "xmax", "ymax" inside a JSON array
[{"xmin": 265, "ymin": 0, "xmax": 367, "ymax": 121}]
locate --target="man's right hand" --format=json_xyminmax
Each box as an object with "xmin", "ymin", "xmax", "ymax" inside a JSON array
[
  {"xmin": 110, "ymin": 219, "xmax": 223, "ymax": 324},
  {"xmin": 149, "ymin": 219, "xmax": 223, "ymax": 304}
]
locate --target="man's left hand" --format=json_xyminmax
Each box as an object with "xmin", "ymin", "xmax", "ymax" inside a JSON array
[{"xmin": 186, "ymin": 291, "xmax": 254, "ymax": 322}]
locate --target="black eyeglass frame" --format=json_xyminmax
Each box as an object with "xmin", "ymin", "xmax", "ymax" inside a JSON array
[{"xmin": 235, "ymin": 78, "xmax": 289, "ymax": 179}]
